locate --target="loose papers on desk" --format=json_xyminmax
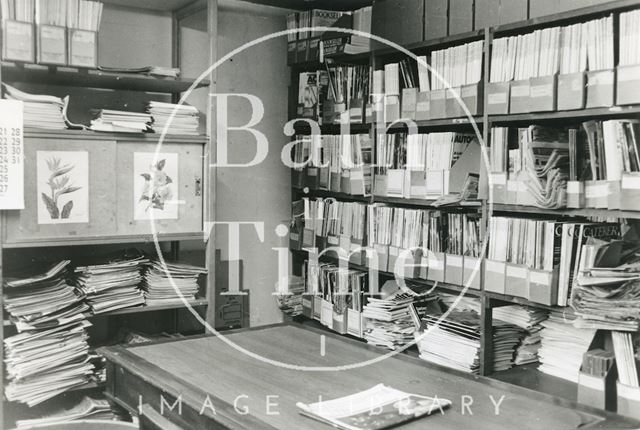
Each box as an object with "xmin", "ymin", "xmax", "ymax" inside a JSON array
[{"xmin": 15, "ymin": 395, "xmax": 124, "ymax": 429}]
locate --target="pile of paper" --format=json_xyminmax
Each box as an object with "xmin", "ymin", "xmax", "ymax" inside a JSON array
[
  {"xmin": 4, "ymin": 260, "xmax": 89, "ymax": 332},
  {"xmin": 147, "ymin": 101, "xmax": 200, "ymax": 135},
  {"xmin": 74, "ymin": 253, "xmax": 148, "ymax": 314},
  {"xmin": 4, "ymin": 321, "xmax": 94, "ymax": 406},
  {"xmin": 142, "ymin": 260, "xmax": 206, "ymax": 305},
  {"xmin": 275, "ymin": 276, "xmax": 305, "ymax": 317},
  {"xmin": 15, "ymin": 395, "xmax": 124, "ymax": 429},
  {"xmin": 3, "ymin": 83, "xmax": 67, "ymax": 129},
  {"xmin": 97, "ymin": 65, "xmax": 180, "ymax": 78},
  {"xmin": 494, "ymin": 305, "xmax": 548, "ymax": 365},
  {"xmin": 538, "ymin": 310, "xmax": 596, "ymax": 383},
  {"xmin": 90, "ymin": 109, "xmax": 152, "ymax": 133}
]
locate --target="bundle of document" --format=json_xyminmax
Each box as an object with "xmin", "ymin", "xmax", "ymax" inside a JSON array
[
  {"xmin": 3, "ymin": 83, "xmax": 68, "ymax": 129},
  {"xmin": 142, "ymin": 260, "xmax": 207, "ymax": 305},
  {"xmin": 4, "ymin": 260, "xmax": 89, "ymax": 332},
  {"xmin": 15, "ymin": 395, "xmax": 124, "ymax": 429},
  {"xmin": 4, "ymin": 320, "xmax": 94, "ymax": 406},
  {"xmin": 538, "ymin": 310, "xmax": 596, "ymax": 383},
  {"xmin": 74, "ymin": 253, "xmax": 148, "ymax": 314},
  {"xmin": 493, "ymin": 305, "xmax": 548, "ymax": 365},
  {"xmin": 147, "ymin": 101, "xmax": 200, "ymax": 135},
  {"xmin": 90, "ymin": 109, "xmax": 152, "ymax": 133}
]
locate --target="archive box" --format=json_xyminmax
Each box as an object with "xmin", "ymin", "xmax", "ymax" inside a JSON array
[
  {"xmin": 37, "ymin": 24, "xmax": 67, "ymax": 65},
  {"xmin": 566, "ymin": 181, "xmax": 585, "ymax": 208},
  {"xmin": 374, "ymin": 173, "xmax": 388, "ymax": 196},
  {"xmin": 557, "ymin": 72, "xmax": 586, "ymax": 111},
  {"xmin": 528, "ymin": 75, "xmax": 557, "ymax": 112},
  {"xmin": 584, "ymin": 180, "xmax": 609, "ymax": 209},
  {"xmin": 388, "ymin": 247, "xmax": 422, "ymax": 279},
  {"xmin": 528, "ymin": 268, "xmax": 558, "ymax": 306},
  {"xmin": 463, "ymin": 256, "xmax": 481, "ymax": 290},
  {"xmin": 347, "ymin": 305, "xmax": 364, "ymax": 338},
  {"xmin": 302, "ymin": 228, "xmax": 316, "ymax": 249},
  {"xmin": 505, "ymin": 263, "xmax": 529, "ymax": 298},
  {"xmin": 577, "ymin": 333, "xmax": 617, "ymax": 412},
  {"xmin": 292, "ymin": 168, "xmax": 305, "ymax": 189},
  {"xmin": 415, "ymin": 91, "xmax": 431, "ymax": 121},
  {"xmin": 115, "ymin": 141, "xmax": 204, "ymax": 236},
  {"xmin": 509, "ymin": 79, "xmax": 531, "ymax": 114},
  {"xmin": 617, "ymin": 382, "xmax": 640, "ymax": 420},
  {"xmin": 461, "ymin": 82, "xmax": 483, "ymax": 116},
  {"xmin": 385, "ymin": 95, "xmax": 400, "ymax": 124},
  {"xmin": 429, "ymin": 89, "xmax": 447, "ymax": 119},
  {"xmin": 349, "ymin": 166, "xmax": 370, "ymax": 196},
  {"xmin": 484, "ymin": 259, "xmax": 506, "ymax": 294},
  {"xmin": 2, "ymin": 20, "xmax": 34, "ymax": 63},
  {"xmin": 313, "ymin": 294, "xmax": 322, "ymax": 319},
  {"xmin": 68, "ymin": 29, "xmax": 97, "ymax": 68},
  {"xmin": 332, "ymin": 307, "xmax": 347, "ymax": 334},
  {"xmin": 586, "ymin": 69, "xmax": 615, "ymax": 108},
  {"xmin": 349, "ymin": 97, "xmax": 365, "ymax": 123},
  {"xmin": 616, "ymin": 65, "xmax": 640, "ymax": 106},
  {"xmin": 426, "ymin": 251, "xmax": 446, "ymax": 283},
  {"xmin": 340, "ymin": 169, "xmax": 350, "ymax": 194},
  {"xmin": 486, "ymin": 81, "xmax": 510, "ymax": 115},
  {"xmin": 489, "ymin": 172, "xmax": 508, "ymax": 204},
  {"xmin": 301, "ymin": 294, "xmax": 314, "ymax": 318},
  {"xmin": 289, "ymin": 225, "xmax": 303, "ymax": 251},
  {"xmin": 368, "ymin": 243, "xmax": 390, "ymax": 273},
  {"xmin": 620, "ymin": 173, "xmax": 640, "ymax": 212},
  {"xmin": 320, "ymin": 298, "xmax": 333, "ymax": 327},
  {"xmin": 409, "ymin": 171, "xmax": 428, "ymax": 199},
  {"xmin": 401, "ymin": 88, "xmax": 418, "ymax": 120},
  {"xmin": 386, "ymin": 169, "xmax": 407, "ymax": 198},
  {"xmin": 418, "ymin": 254, "xmax": 429, "ymax": 280},
  {"xmin": 445, "ymin": 87, "xmax": 463, "ymax": 118},
  {"xmin": 4, "ymin": 138, "xmax": 117, "ymax": 244},
  {"xmin": 305, "ymin": 167, "xmax": 320, "ymax": 189},
  {"xmin": 330, "ymin": 169, "xmax": 341, "ymax": 192},
  {"xmin": 322, "ymin": 100, "xmax": 336, "ymax": 124},
  {"xmin": 608, "ymin": 180, "xmax": 621, "ymax": 210},
  {"xmin": 445, "ymin": 254, "xmax": 464, "ymax": 286}
]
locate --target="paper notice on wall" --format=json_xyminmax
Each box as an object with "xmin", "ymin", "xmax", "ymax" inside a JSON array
[{"xmin": 0, "ymin": 100, "xmax": 24, "ymax": 210}]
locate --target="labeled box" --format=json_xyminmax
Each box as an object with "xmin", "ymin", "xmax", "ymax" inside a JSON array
[
  {"xmin": 486, "ymin": 81, "xmax": 510, "ymax": 115},
  {"xmin": 68, "ymin": 29, "xmax": 97, "ymax": 68},
  {"xmin": 426, "ymin": 252, "xmax": 446, "ymax": 283},
  {"xmin": 484, "ymin": 259, "xmax": 506, "ymax": 294},
  {"xmin": 347, "ymin": 308, "xmax": 364, "ymax": 338},
  {"xmin": 349, "ymin": 97, "xmax": 365, "ymax": 123},
  {"xmin": 446, "ymin": 86, "xmax": 463, "ymax": 118},
  {"xmin": 302, "ymin": 228, "xmax": 316, "ymax": 249},
  {"xmin": 401, "ymin": 88, "xmax": 418, "ymax": 120},
  {"xmin": 620, "ymin": 173, "xmax": 640, "ymax": 212},
  {"xmin": 509, "ymin": 79, "xmax": 530, "ymax": 114},
  {"xmin": 305, "ymin": 166, "xmax": 320, "ymax": 189},
  {"xmin": 557, "ymin": 72, "xmax": 586, "ymax": 111},
  {"xmin": 289, "ymin": 228, "xmax": 303, "ymax": 251},
  {"xmin": 586, "ymin": 69, "xmax": 615, "ymax": 108},
  {"xmin": 617, "ymin": 382, "xmax": 640, "ymax": 420},
  {"xmin": 505, "ymin": 264, "xmax": 528, "ymax": 298},
  {"xmin": 617, "ymin": 65, "xmax": 640, "ymax": 106},
  {"xmin": 301, "ymin": 294, "xmax": 314, "ymax": 318},
  {"xmin": 528, "ymin": 75, "xmax": 557, "ymax": 112},
  {"xmin": 489, "ymin": 172, "xmax": 508, "ymax": 204},
  {"xmin": 2, "ymin": 20, "xmax": 34, "ymax": 63},
  {"xmin": 567, "ymin": 180, "xmax": 585, "ymax": 208},
  {"xmin": 445, "ymin": 254, "xmax": 464, "ymax": 286},
  {"xmin": 37, "ymin": 24, "xmax": 67, "ymax": 65},
  {"xmin": 608, "ymin": 180, "xmax": 621, "ymax": 210},
  {"xmin": 463, "ymin": 256, "xmax": 481, "ymax": 290},
  {"xmin": 585, "ymin": 180, "xmax": 609, "ymax": 209},
  {"xmin": 320, "ymin": 298, "xmax": 333, "ymax": 327},
  {"xmin": 368, "ymin": 243, "xmax": 390, "ymax": 273},
  {"xmin": 385, "ymin": 95, "xmax": 401, "ymax": 124},
  {"xmin": 461, "ymin": 82, "xmax": 483, "ymax": 116},
  {"xmin": 528, "ymin": 269, "xmax": 558, "ymax": 306},
  {"xmin": 578, "ymin": 369, "xmax": 617, "ymax": 412},
  {"xmin": 415, "ymin": 91, "xmax": 431, "ymax": 121},
  {"xmin": 429, "ymin": 89, "xmax": 447, "ymax": 119}
]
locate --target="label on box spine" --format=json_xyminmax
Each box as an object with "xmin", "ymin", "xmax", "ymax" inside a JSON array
[
  {"xmin": 488, "ymin": 92, "xmax": 508, "ymax": 105},
  {"xmin": 530, "ymin": 83, "xmax": 553, "ymax": 98},
  {"xmin": 507, "ymin": 265, "xmax": 527, "ymax": 279},
  {"xmin": 622, "ymin": 175, "xmax": 640, "ymax": 190},
  {"xmin": 486, "ymin": 260, "xmax": 505, "ymax": 273},
  {"xmin": 511, "ymin": 84, "xmax": 530, "ymax": 97},
  {"xmin": 585, "ymin": 183, "xmax": 609, "ymax": 198},
  {"xmin": 448, "ymin": 255, "xmax": 463, "ymax": 267},
  {"xmin": 567, "ymin": 181, "xmax": 582, "ymax": 193},
  {"xmin": 529, "ymin": 270, "xmax": 551, "ymax": 285}
]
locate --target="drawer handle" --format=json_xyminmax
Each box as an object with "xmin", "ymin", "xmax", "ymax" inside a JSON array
[{"xmin": 195, "ymin": 176, "xmax": 202, "ymax": 196}]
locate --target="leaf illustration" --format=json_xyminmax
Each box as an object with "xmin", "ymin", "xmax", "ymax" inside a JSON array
[
  {"xmin": 51, "ymin": 164, "xmax": 74, "ymax": 178},
  {"xmin": 54, "ymin": 176, "xmax": 70, "ymax": 189},
  {"xmin": 61, "ymin": 200, "xmax": 73, "ymax": 219},
  {"xmin": 140, "ymin": 173, "xmax": 152, "ymax": 181},
  {"xmin": 41, "ymin": 193, "xmax": 59, "ymax": 219},
  {"xmin": 165, "ymin": 175, "xmax": 173, "ymax": 185},
  {"xmin": 58, "ymin": 186, "xmax": 81, "ymax": 196},
  {"xmin": 156, "ymin": 159, "xmax": 166, "ymax": 170}
]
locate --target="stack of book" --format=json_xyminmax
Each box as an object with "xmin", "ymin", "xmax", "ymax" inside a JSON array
[
  {"xmin": 147, "ymin": 101, "xmax": 200, "ymax": 135},
  {"xmin": 538, "ymin": 310, "xmax": 596, "ymax": 383},
  {"xmin": 73, "ymin": 253, "xmax": 148, "ymax": 314},
  {"xmin": 4, "ymin": 261, "xmax": 89, "ymax": 332},
  {"xmin": 142, "ymin": 260, "xmax": 206, "ymax": 305},
  {"xmin": 90, "ymin": 109, "xmax": 152, "ymax": 133},
  {"xmin": 430, "ymin": 40, "xmax": 484, "ymax": 90},
  {"xmin": 4, "ymin": 320, "xmax": 94, "ymax": 406},
  {"xmin": 493, "ymin": 305, "xmax": 549, "ymax": 365},
  {"xmin": 3, "ymin": 84, "xmax": 67, "ymax": 129}
]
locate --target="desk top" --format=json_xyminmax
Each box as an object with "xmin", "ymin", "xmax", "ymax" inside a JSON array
[{"xmin": 100, "ymin": 324, "xmax": 639, "ymax": 430}]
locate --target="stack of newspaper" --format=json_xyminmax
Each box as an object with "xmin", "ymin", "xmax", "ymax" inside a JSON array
[
  {"xmin": 4, "ymin": 320, "xmax": 94, "ymax": 406},
  {"xmin": 493, "ymin": 305, "xmax": 549, "ymax": 365},
  {"xmin": 73, "ymin": 252, "xmax": 148, "ymax": 314},
  {"xmin": 90, "ymin": 109, "xmax": 152, "ymax": 133},
  {"xmin": 147, "ymin": 101, "xmax": 200, "ymax": 135},
  {"xmin": 3, "ymin": 83, "xmax": 68, "ymax": 129},
  {"xmin": 142, "ymin": 260, "xmax": 207, "ymax": 305},
  {"xmin": 4, "ymin": 260, "xmax": 89, "ymax": 331}
]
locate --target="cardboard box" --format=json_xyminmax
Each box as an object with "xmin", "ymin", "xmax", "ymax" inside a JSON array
[
  {"xmin": 429, "ymin": 89, "xmax": 447, "ymax": 119},
  {"xmin": 484, "ymin": 259, "xmax": 506, "ymax": 294},
  {"xmin": 557, "ymin": 72, "xmax": 586, "ymax": 111},
  {"xmin": 301, "ymin": 294, "xmax": 314, "ymax": 318},
  {"xmin": 486, "ymin": 81, "xmax": 510, "ymax": 115},
  {"xmin": 425, "ymin": 0, "xmax": 448, "ymax": 40},
  {"xmin": 509, "ymin": 79, "xmax": 530, "ymax": 114},
  {"xmin": 68, "ymin": 29, "xmax": 97, "ymax": 68},
  {"xmin": 529, "ymin": 75, "xmax": 557, "ymax": 112},
  {"xmin": 617, "ymin": 382, "xmax": 640, "ymax": 419},
  {"xmin": 415, "ymin": 91, "xmax": 431, "ymax": 121},
  {"xmin": 347, "ymin": 308, "xmax": 364, "ymax": 338},
  {"xmin": 349, "ymin": 167, "xmax": 369, "ymax": 196},
  {"xmin": 320, "ymin": 298, "xmax": 333, "ymax": 327},
  {"xmin": 446, "ymin": 86, "xmax": 463, "ymax": 118},
  {"xmin": 2, "ymin": 20, "xmax": 34, "ymax": 63},
  {"xmin": 505, "ymin": 264, "xmax": 528, "ymax": 298},
  {"xmin": 528, "ymin": 269, "xmax": 558, "ymax": 306},
  {"xmin": 489, "ymin": 172, "xmax": 508, "ymax": 204},
  {"xmin": 37, "ymin": 24, "xmax": 67, "ymax": 65},
  {"xmin": 305, "ymin": 167, "xmax": 320, "ymax": 189},
  {"xmin": 586, "ymin": 69, "xmax": 615, "ymax": 108},
  {"xmin": 449, "ymin": 0, "xmax": 473, "ymax": 35},
  {"xmin": 616, "ymin": 64, "xmax": 640, "ymax": 106},
  {"xmin": 585, "ymin": 180, "xmax": 609, "ymax": 209},
  {"xmin": 578, "ymin": 370, "xmax": 617, "ymax": 412},
  {"xmin": 409, "ymin": 170, "xmax": 428, "ymax": 199},
  {"xmin": 463, "ymin": 256, "xmax": 481, "ymax": 290},
  {"xmin": 426, "ymin": 252, "xmax": 446, "ymax": 283},
  {"xmin": 608, "ymin": 180, "xmax": 621, "ymax": 210},
  {"xmin": 386, "ymin": 169, "xmax": 406, "ymax": 198},
  {"xmin": 461, "ymin": 82, "xmax": 483, "ymax": 116},
  {"xmin": 620, "ymin": 173, "xmax": 640, "ymax": 212},
  {"xmin": 401, "ymin": 88, "xmax": 418, "ymax": 120},
  {"xmin": 425, "ymin": 169, "xmax": 445, "ymax": 199},
  {"xmin": 385, "ymin": 95, "xmax": 401, "ymax": 124},
  {"xmin": 368, "ymin": 243, "xmax": 390, "ymax": 273},
  {"xmin": 445, "ymin": 254, "xmax": 464, "ymax": 286},
  {"xmin": 567, "ymin": 180, "xmax": 585, "ymax": 208}
]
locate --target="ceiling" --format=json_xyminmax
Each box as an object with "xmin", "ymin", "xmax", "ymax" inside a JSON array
[{"xmin": 101, "ymin": 0, "xmax": 372, "ymax": 12}]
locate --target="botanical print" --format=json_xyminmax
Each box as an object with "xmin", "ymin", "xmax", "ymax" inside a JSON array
[
  {"xmin": 37, "ymin": 151, "xmax": 89, "ymax": 224},
  {"xmin": 133, "ymin": 152, "xmax": 179, "ymax": 221}
]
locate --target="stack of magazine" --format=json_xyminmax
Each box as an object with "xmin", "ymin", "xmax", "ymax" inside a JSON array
[
  {"xmin": 147, "ymin": 101, "xmax": 200, "ymax": 135},
  {"xmin": 4, "ymin": 260, "xmax": 89, "ymax": 331},
  {"xmin": 3, "ymin": 84, "xmax": 71, "ymax": 130},
  {"xmin": 142, "ymin": 260, "xmax": 207, "ymax": 305},
  {"xmin": 90, "ymin": 109, "xmax": 152, "ymax": 133},
  {"xmin": 493, "ymin": 305, "xmax": 549, "ymax": 365},
  {"xmin": 73, "ymin": 252, "xmax": 148, "ymax": 314}
]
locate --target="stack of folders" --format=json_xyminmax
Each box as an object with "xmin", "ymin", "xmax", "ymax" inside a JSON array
[
  {"xmin": 15, "ymin": 395, "xmax": 125, "ymax": 429},
  {"xmin": 612, "ymin": 331, "xmax": 639, "ymax": 387},
  {"xmin": 429, "ymin": 41, "xmax": 483, "ymax": 90},
  {"xmin": 620, "ymin": 10, "xmax": 640, "ymax": 67},
  {"xmin": 147, "ymin": 101, "xmax": 200, "ymax": 135},
  {"xmin": 1, "ymin": 0, "xmax": 35, "ymax": 22},
  {"xmin": 90, "ymin": 109, "xmax": 152, "ymax": 133},
  {"xmin": 66, "ymin": 0, "xmax": 103, "ymax": 31},
  {"xmin": 3, "ymin": 83, "xmax": 68, "ymax": 129},
  {"xmin": 538, "ymin": 310, "xmax": 596, "ymax": 383},
  {"xmin": 4, "ymin": 260, "xmax": 89, "ymax": 332},
  {"xmin": 4, "ymin": 320, "xmax": 94, "ymax": 406},
  {"xmin": 493, "ymin": 305, "xmax": 549, "ymax": 365},
  {"xmin": 142, "ymin": 260, "xmax": 206, "ymax": 305},
  {"xmin": 73, "ymin": 253, "xmax": 148, "ymax": 314},
  {"xmin": 362, "ymin": 282, "xmax": 437, "ymax": 351},
  {"xmin": 571, "ymin": 232, "xmax": 640, "ymax": 331}
]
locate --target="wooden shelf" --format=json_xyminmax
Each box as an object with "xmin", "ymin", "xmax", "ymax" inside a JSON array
[
  {"xmin": 374, "ymin": 29, "xmax": 485, "ymax": 57},
  {"xmin": 3, "ymin": 298, "xmax": 208, "ymax": 327},
  {"xmin": 292, "ymin": 122, "xmax": 372, "ymax": 134},
  {"xmin": 1, "ymin": 62, "xmax": 209, "ymax": 93},
  {"xmin": 490, "ymin": 105, "xmax": 640, "ymax": 124},
  {"xmin": 292, "ymin": 187, "xmax": 371, "ymax": 202},
  {"xmin": 2, "ymin": 232, "xmax": 205, "ymax": 249},
  {"xmin": 490, "ymin": 204, "xmax": 640, "ymax": 220},
  {"xmin": 491, "ymin": 365, "xmax": 578, "ymax": 403},
  {"xmin": 374, "ymin": 195, "xmax": 482, "ymax": 209},
  {"xmin": 24, "ymin": 128, "xmax": 208, "ymax": 144},
  {"xmin": 386, "ymin": 116, "xmax": 483, "ymax": 131},
  {"xmin": 484, "ymin": 291, "xmax": 566, "ymax": 312}
]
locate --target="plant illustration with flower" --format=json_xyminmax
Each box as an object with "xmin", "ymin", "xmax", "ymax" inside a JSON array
[
  {"xmin": 41, "ymin": 157, "xmax": 81, "ymax": 219},
  {"xmin": 139, "ymin": 159, "xmax": 173, "ymax": 211}
]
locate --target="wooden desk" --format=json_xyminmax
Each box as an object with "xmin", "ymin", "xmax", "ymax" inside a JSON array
[{"xmin": 99, "ymin": 324, "xmax": 640, "ymax": 430}]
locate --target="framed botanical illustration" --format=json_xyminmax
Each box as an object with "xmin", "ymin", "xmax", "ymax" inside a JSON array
[
  {"xmin": 133, "ymin": 152, "xmax": 179, "ymax": 221},
  {"xmin": 36, "ymin": 151, "xmax": 89, "ymax": 225}
]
